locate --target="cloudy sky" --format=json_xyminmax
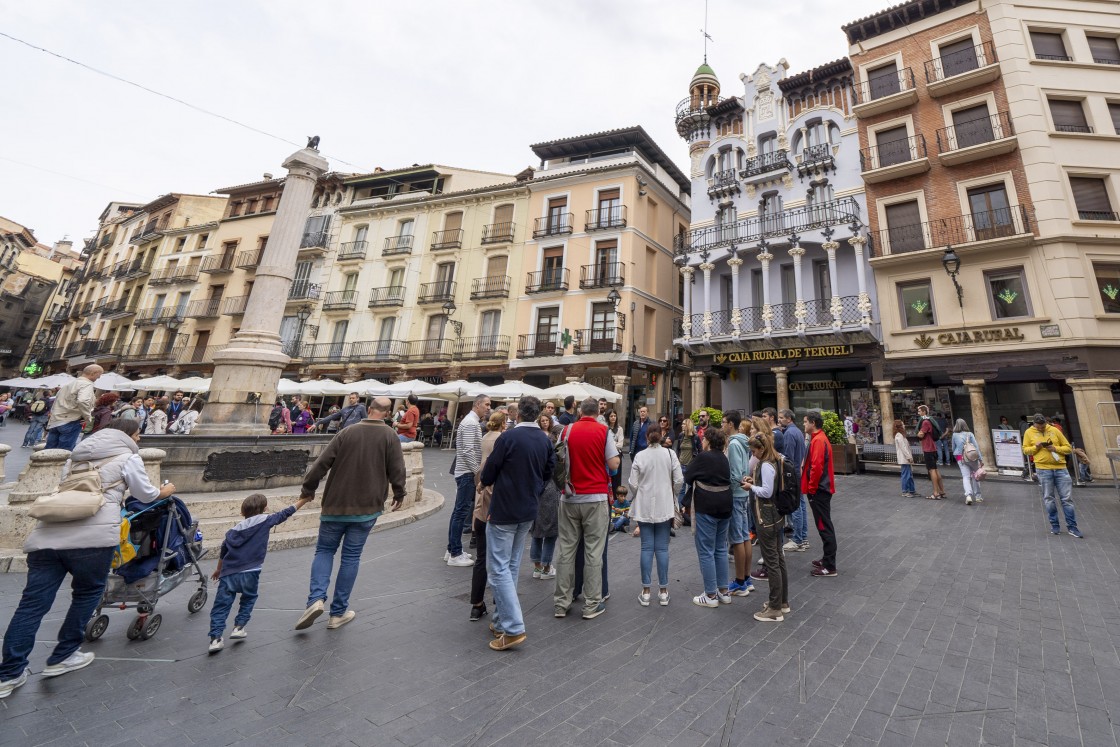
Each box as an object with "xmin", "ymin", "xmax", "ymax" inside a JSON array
[{"xmin": 2, "ymin": 0, "xmax": 890, "ymax": 245}]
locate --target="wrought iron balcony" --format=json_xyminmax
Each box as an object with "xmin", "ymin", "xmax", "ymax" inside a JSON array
[
  {"xmin": 707, "ymin": 169, "xmax": 741, "ymax": 199},
  {"xmin": 851, "ymin": 68, "xmax": 917, "ymax": 106},
  {"xmin": 235, "ymin": 249, "xmax": 263, "ymax": 269},
  {"xmin": 221, "ymin": 295, "xmax": 248, "ymax": 316},
  {"xmin": 674, "ymin": 196, "xmax": 861, "ymax": 255},
  {"xmin": 64, "ymin": 339, "xmax": 115, "ymax": 358},
  {"xmin": 148, "ymin": 267, "xmax": 200, "ymax": 285},
  {"xmin": 99, "ymin": 298, "xmax": 139, "ymax": 320},
  {"xmin": 798, "ymin": 143, "xmax": 835, "ymax": 177},
  {"xmin": 337, "ymin": 241, "xmax": 368, "ymax": 261},
  {"xmin": 287, "ymin": 281, "xmax": 322, "ymax": 302},
  {"xmin": 481, "ymin": 221, "xmax": 515, "ymax": 244},
  {"xmin": 1078, "ymin": 210, "xmax": 1120, "ymax": 221},
  {"xmin": 579, "ymin": 263, "xmax": 625, "ymax": 289},
  {"xmin": 431, "ymin": 229, "xmax": 463, "ymax": 251},
  {"xmin": 859, "ymin": 134, "xmax": 929, "ymax": 180},
  {"xmin": 48, "ymin": 308, "xmax": 69, "ymax": 323},
  {"xmin": 201, "ymin": 255, "xmax": 236, "ymax": 274},
  {"xmin": 924, "ymin": 41, "xmax": 998, "ymax": 89},
  {"xmin": 133, "ymin": 308, "xmax": 183, "ymax": 327},
  {"xmin": 1055, "ymin": 123, "xmax": 1093, "ymax": 134},
  {"xmin": 383, "ymin": 234, "xmax": 414, "ymax": 256},
  {"xmin": 350, "ymin": 339, "xmax": 405, "ymax": 363},
  {"xmin": 119, "ymin": 343, "xmax": 187, "ymax": 365},
  {"xmin": 676, "ymin": 297, "xmax": 863, "ymax": 339},
  {"xmin": 586, "ymin": 206, "xmax": 627, "ymax": 231},
  {"xmin": 99, "ymin": 233, "xmax": 113, "ymax": 248},
  {"xmin": 132, "ymin": 224, "xmax": 162, "ymax": 244},
  {"xmin": 517, "ymin": 333, "xmax": 564, "ymax": 358},
  {"xmin": 301, "ymin": 342, "xmax": 350, "ymax": 362},
  {"xmin": 323, "ymin": 290, "xmax": 359, "ymax": 311},
  {"xmin": 118, "ymin": 257, "xmax": 152, "ymax": 280},
  {"xmin": 457, "ymin": 335, "xmax": 510, "ymax": 361},
  {"xmin": 403, "ymin": 338, "xmax": 455, "ymax": 363},
  {"xmin": 368, "ymin": 286, "xmax": 406, "ymax": 308},
  {"xmin": 741, "ymin": 151, "xmax": 792, "ymax": 178},
  {"xmin": 182, "ymin": 345, "xmax": 221, "ymax": 365},
  {"xmin": 870, "ymin": 204, "xmax": 1032, "ymax": 255},
  {"xmin": 526, "ymin": 268, "xmax": 568, "ymax": 294},
  {"xmin": 574, "ymin": 328, "xmax": 622, "ymax": 355},
  {"xmin": 533, "ymin": 213, "xmax": 573, "ymax": 239},
  {"xmin": 417, "ymin": 281, "xmax": 456, "ymax": 304},
  {"xmin": 674, "ymin": 95, "xmax": 727, "ymax": 126},
  {"xmin": 185, "ymin": 298, "xmax": 222, "ymax": 319},
  {"xmin": 935, "ymin": 111, "xmax": 1016, "ymax": 163},
  {"xmin": 470, "ymin": 275, "xmax": 511, "ymax": 300},
  {"xmin": 299, "ymin": 231, "xmax": 330, "ymax": 250}
]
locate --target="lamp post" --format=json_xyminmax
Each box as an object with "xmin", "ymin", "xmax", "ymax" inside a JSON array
[
  {"xmin": 441, "ymin": 300, "xmax": 463, "ymax": 338},
  {"xmin": 78, "ymin": 322, "xmax": 91, "ymax": 339},
  {"xmin": 295, "ymin": 304, "xmax": 312, "ymax": 356},
  {"xmin": 942, "ymin": 245, "xmax": 963, "ymax": 308}
]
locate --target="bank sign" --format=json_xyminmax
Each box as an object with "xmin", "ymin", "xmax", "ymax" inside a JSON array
[{"xmin": 713, "ymin": 345, "xmax": 854, "ymax": 364}]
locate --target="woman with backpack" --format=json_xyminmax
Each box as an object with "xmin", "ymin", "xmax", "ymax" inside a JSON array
[
  {"xmin": 22, "ymin": 394, "xmax": 51, "ymax": 448},
  {"xmin": 627, "ymin": 424, "xmax": 683, "ymax": 607},
  {"xmin": 742, "ymin": 429, "xmax": 788, "ymax": 622},
  {"xmin": 682, "ymin": 426, "xmax": 733, "ymax": 608},
  {"xmin": 951, "ymin": 419, "xmax": 984, "ymax": 505}
]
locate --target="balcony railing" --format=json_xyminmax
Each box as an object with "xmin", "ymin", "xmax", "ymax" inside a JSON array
[
  {"xmin": 119, "ymin": 344, "xmax": 187, "ymax": 365},
  {"xmin": 430, "ymin": 229, "xmax": 463, "ymax": 251},
  {"xmin": 99, "ymin": 298, "xmax": 139, "ymax": 319},
  {"xmin": 350, "ymin": 339, "xmax": 405, "ymax": 363},
  {"xmin": 1035, "ymin": 51, "xmax": 1072, "ymax": 62},
  {"xmin": 798, "ymin": 143, "xmax": 835, "ymax": 176},
  {"xmin": 481, "ymin": 221, "xmax": 515, "ymax": 244},
  {"xmin": 852, "ymin": 67, "xmax": 916, "ymax": 104},
  {"xmin": 935, "ymin": 111, "xmax": 1014, "ymax": 152},
  {"xmin": 337, "ymin": 241, "xmax": 368, "ymax": 261},
  {"xmin": 674, "ymin": 95, "xmax": 727, "ymax": 125},
  {"xmin": 99, "ymin": 233, "xmax": 113, "ymax": 248},
  {"xmin": 63, "ymin": 339, "xmax": 115, "ymax": 358},
  {"xmin": 470, "ymin": 275, "xmax": 511, "ymax": 300},
  {"xmin": 674, "ymin": 196, "xmax": 861, "ymax": 254},
  {"xmin": 533, "ymin": 213, "xmax": 573, "ymax": 239},
  {"xmin": 579, "ymin": 263, "xmax": 625, "ymax": 289},
  {"xmin": 517, "ymin": 333, "xmax": 564, "ymax": 358},
  {"xmin": 119, "ymin": 257, "xmax": 152, "ymax": 280},
  {"xmin": 235, "ymin": 250, "xmax": 263, "ymax": 269},
  {"xmin": 300, "ymin": 231, "xmax": 330, "ymax": 249},
  {"xmin": 182, "ymin": 345, "xmax": 222, "ymax": 365},
  {"xmin": 301, "ymin": 342, "xmax": 350, "ymax": 362},
  {"xmin": 185, "ymin": 299, "xmax": 222, "ymax": 319},
  {"xmin": 133, "ymin": 308, "xmax": 183, "ymax": 327},
  {"xmin": 708, "ymin": 169, "xmax": 741, "ymax": 197},
  {"xmin": 586, "ymin": 206, "xmax": 627, "ymax": 231},
  {"xmin": 132, "ymin": 225, "xmax": 162, "ymax": 244},
  {"xmin": 323, "ymin": 290, "xmax": 358, "ymax": 311},
  {"xmin": 200, "ymin": 256, "xmax": 235, "ymax": 274},
  {"xmin": 1055, "ymin": 123, "xmax": 1093, "ymax": 134},
  {"xmin": 871, "ymin": 204, "xmax": 1032, "ymax": 255},
  {"xmin": 574, "ymin": 328, "xmax": 622, "ymax": 355},
  {"xmin": 457, "ymin": 335, "xmax": 510, "ymax": 361},
  {"xmin": 417, "ymin": 281, "xmax": 456, "ymax": 304},
  {"xmin": 288, "ymin": 281, "xmax": 322, "ymax": 302},
  {"xmin": 526, "ymin": 268, "xmax": 569, "ymax": 294},
  {"xmin": 741, "ymin": 150, "xmax": 792, "ymax": 178},
  {"xmin": 677, "ymin": 297, "xmax": 864, "ymax": 338},
  {"xmin": 924, "ymin": 40, "xmax": 997, "ymax": 83},
  {"xmin": 148, "ymin": 268, "xmax": 200, "ymax": 285},
  {"xmin": 222, "ymin": 295, "xmax": 248, "ymax": 315},
  {"xmin": 368, "ymin": 286, "xmax": 406, "ymax": 307},
  {"xmin": 383, "ymin": 234, "xmax": 414, "ymax": 256},
  {"xmin": 1078, "ymin": 210, "xmax": 1120, "ymax": 221},
  {"xmin": 860, "ymin": 134, "xmax": 927, "ymax": 171},
  {"xmin": 403, "ymin": 338, "xmax": 455, "ymax": 362}
]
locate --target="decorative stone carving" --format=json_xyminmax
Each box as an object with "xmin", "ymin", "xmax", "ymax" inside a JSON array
[
  {"xmin": 757, "ymin": 91, "xmax": 774, "ymax": 121},
  {"xmin": 744, "ymin": 182, "xmax": 756, "ymax": 199},
  {"xmin": 782, "ymin": 172, "xmax": 794, "ymax": 190}
]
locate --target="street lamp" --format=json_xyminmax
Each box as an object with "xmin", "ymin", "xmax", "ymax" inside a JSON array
[
  {"xmin": 942, "ymin": 245, "xmax": 963, "ymax": 308},
  {"xmin": 441, "ymin": 300, "xmax": 463, "ymax": 338},
  {"xmin": 78, "ymin": 322, "xmax": 91, "ymax": 339}
]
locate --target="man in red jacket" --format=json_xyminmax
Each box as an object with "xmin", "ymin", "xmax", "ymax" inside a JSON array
[{"xmin": 802, "ymin": 411, "xmax": 837, "ymax": 577}]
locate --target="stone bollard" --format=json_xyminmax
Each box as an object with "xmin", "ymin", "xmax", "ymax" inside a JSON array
[
  {"xmin": 399, "ymin": 441, "xmax": 426, "ymax": 509},
  {"xmin": 139, "ymin": 448, "xmax": 167, "ymax": 487},
  {"xmin": 8, "ymin": 449, "xmax": 72, "ymax": 504},
  {"xmin": 0, "ymin": 443, "xmax": 9, "ymax": 482}
]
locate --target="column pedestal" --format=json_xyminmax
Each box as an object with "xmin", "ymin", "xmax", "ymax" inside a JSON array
[
  {"xmin": 962, "ymin": 379, "xmax": 994, "ymax": 465},
  {"xmin": 873, "ymin": 380, "xmax": 894, "ymax": 446},
  {"xmin": 1066, "ymin": 378, "xmax": 1120, "ymax": 470},
  {"xmin": 773, "ymin": 367, "xmax": 790, "ymax": 413}
]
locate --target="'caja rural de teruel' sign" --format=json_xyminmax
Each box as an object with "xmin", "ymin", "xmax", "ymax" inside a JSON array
[
  {"xmin": 938, "ymin": 327, "xmax": 1025, "ymax": 345},
  {"xmin": 714, "ymin": 345, "xmax": 854, "ymax": 364}
]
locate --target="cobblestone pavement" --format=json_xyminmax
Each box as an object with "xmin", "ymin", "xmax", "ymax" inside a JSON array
[{"xmin": 2, "ymin": 448, "xmax": 1120, "ymax": 746}]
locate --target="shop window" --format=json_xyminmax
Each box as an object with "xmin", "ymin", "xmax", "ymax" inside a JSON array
[
  {"xmin": 898, "ymin": 281, "xmax": 935, "ymax": 327},
  {"xmin": 985, "ymin": 269, "xmax": 1032, "ymax": 319},
  {"xmin": 1093, "ymin": 263, "xmax": 1120, "ymax": 313}
]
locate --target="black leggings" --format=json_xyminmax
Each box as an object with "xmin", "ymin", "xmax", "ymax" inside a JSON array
[{"xmin": 470, "ymin": 518, "xmax": 488, "ymax": 606}]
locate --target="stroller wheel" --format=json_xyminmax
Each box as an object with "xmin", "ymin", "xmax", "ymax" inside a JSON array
[
  {"xmin": 188, "ymin": 588, "xmax": 208, "ymax": 614},
  {"xmin": 139, "ymin": 614, "xmax": 162, "ymax": 641},
  {"xmin": 85, "ymin": 614, "xmax": 109, "ymax": 642},
  {"xmin": 126, "ymin": 616, "xmax": 145, "ymax": 640}
]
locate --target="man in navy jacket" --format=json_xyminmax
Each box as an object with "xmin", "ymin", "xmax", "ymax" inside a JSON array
[{"xmin": 479, "ymin": 395, "xmax": 554, "ymax": 651}]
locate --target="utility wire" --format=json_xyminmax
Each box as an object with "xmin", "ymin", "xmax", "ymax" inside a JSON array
[
  {"xmin": 0, "ymin": 30, "xmax": 368, "ymax": 172},
  {"xmin": 0, "ymin": 155, "xmax": 147, "ymax": 198}
]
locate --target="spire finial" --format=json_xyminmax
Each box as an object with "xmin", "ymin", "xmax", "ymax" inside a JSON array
[{"xmin": 701, "ymin": 0, "xmax": 712, "ymax": 63}]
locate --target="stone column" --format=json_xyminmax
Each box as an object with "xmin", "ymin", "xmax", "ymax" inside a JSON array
[
  {"xmin": 0, "ymin": 443, "xmax": 9, "ymax": 483},
  {"xmin": 874, "ymin": 380, "xmax": 895, "ymax": 445},
  {"xmin": 727, "ymin": 256, "xmax": 743, "ymax": 336},
  {"xmin": 773, "ymin": 366, "xmax": 790, "ymax": 413},
  {"xmin": 823, "ymin": 239, "xmax": 842, "ymax": 330},
  {"xmin": 1066, "ymin": 378, "xmax": 1120, "ymax": 470},
  {"xmin": 680, "ymin": 267, "xmax": 694, "ymax": 337},
  {"xmin": 196, "ymin": 145, "xmax": 329, "ymax": 435},
  {"xmin": 9, "ymin": 449, "xmax": 71, "ymax": 504},
  {"xmin": 788, "ymin": 237, "xmax": 806, "ymax": 334},
  {"xmin": 699, "ymin": 262, "xmax": 714, "ymax": 338},
  {"xmin": 962, "ymin": 379, "xmax": 994, "ymax": 465},
  {"xmin": 612, "ymin": 374, "xmax": 630, "ymax": 405},
  {"xmin": 848, "ymin": 235, "xmax": 872, "ymax": 328},
  {"xmin": 758, "ymin": 243, "xmax": 774, "ymax": 337},
  {"xmin": 690, "ymin": 371, "xmax": 706, "ymax": 412}
]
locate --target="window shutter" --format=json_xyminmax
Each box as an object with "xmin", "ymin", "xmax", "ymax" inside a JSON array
[
  {"xmin": 952, "ymin": 104, "xmax": 994, "ymax": 148},
  {"xmin": 885, "ymin": 201, "xmax": 924, "ymax": 253},
  {"xmin": 1049, "ymin": 99, "xmax": 1089, "ymax": 131},
  {"xmin": 443, "ymin": 212, "xmax": 463, "ymax": 231},
  {"xmin": 487, "ymin": 255, "xmax": 507, "ymax": 278},
  {"xmin": 1070, "ymin": 177, "xmax": 1113, "ymax": 216},
  {"xmin": 598, "ymin": 188, "xmax": 620, "ymax": 203},
  {"xmin": 867, "ymin": 61, "xmax": 900, "ymax": 99},
  {"xmin": 493, "ymin": 204, "xmax": 513, "ymax": 225},
  {"xmin": 1088, "ymin": 36, "xmax": 1120, "ymax": 63},
  {"xmin": 875, "ymin": 125, "xmax": 911, "ymax": 167},
  {"xmin": 1109, "ymin": 104, "xmax": 1120, "ymax": 135},
  {"xmin": 939, "ymin": 38, "xmax": 979, "ymax": 77},
  {"xmin": 1030, "ymin": 32, "xmax": 1067, "ymax": 59}
]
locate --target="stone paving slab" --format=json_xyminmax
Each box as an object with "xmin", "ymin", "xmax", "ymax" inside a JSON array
[{"xmin": 2, "ymin": 449, "xmax": 1120, "ymax": 745}]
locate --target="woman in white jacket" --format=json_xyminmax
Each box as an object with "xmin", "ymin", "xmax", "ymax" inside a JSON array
[
  {"xmin": 627, "ymin": 425, "xmax": 683, "ymax": 607},
  {"xmin": 0, "ymin": 420, "xmax": 175, "ymax": 699}
]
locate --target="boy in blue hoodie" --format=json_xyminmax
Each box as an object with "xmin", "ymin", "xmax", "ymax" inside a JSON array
[{"xmin": 209, "ymin": 494, "xmax": 309, "ymax": 652}]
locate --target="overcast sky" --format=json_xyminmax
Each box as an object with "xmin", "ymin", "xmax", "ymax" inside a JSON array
[{"xmin": 2, "ymin": 0, "xmax": 890, "ymax": 245}]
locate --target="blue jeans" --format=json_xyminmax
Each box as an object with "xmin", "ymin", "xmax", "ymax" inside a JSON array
[
  {"xmin": 791, "ymin": 495, "xmax": 809, "ymax": 544},
  {"xmin": 530, "ymin": 536, "xmax": 556, "ymax": 566},
  {"xmin": 0, "ymin": 547, "xmax": 115, "ymax": 679},
  {"xmin": 900, "ymin": 464, "xmax": 915, "ymax": 495},
  {"xmin": 45, "ymin": 419, "xmax": 83, "ymax": 451},
  {"xmin": 937, "ymin": 439, "xmax": 951, "ymax": 464},
  {"xmin": 638, "ymin": 520, "xmax": 671, "ymax": 588},
  {"xmin": 398, "ymin": 435, "xmax": 414, "ymax": 443},
  {"xmin": 307, "ymin": 519, "xmax": 377, "ymax": 617},
  {"xmin": 1038, "ymin": 469, "xmax": 1077, "ymax": 532},
  {"xmin": 486, "ymin": 520, "xmax": 532, "ymax": 636},
  {"xmin": 448, "ymin": 473, "xmax": 475, "ymax": 557},
  {"xmin": 208, "ymin": 571, "xmax": 260, "ymax": 638},
  {"xmin": 693, "ymin": 512, "xmax": 730, "ymax": 595},
  {"xmin": 23, "ymin": 417, "xmax": 47, "ymax": 447}
]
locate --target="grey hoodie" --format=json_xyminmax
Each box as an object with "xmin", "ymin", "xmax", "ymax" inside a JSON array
[{"xmin": 24, "ymin": 429, "xmax": 160, "ymax": 553}]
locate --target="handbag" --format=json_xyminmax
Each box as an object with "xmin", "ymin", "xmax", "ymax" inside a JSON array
[
  {"xmin": 689, "ymin": 479, "xmax": 733, "ymax": 518},
  {"xmin": 28, "ymin": 457, "xmax": 126, "ymax": 523},
  {"xmin": 666, "ymin": 450, "xmax": 685, "ymax": 529},
  {"xmin": 974, "ymin": 465, "xmax": 988, "ymax": 481}
]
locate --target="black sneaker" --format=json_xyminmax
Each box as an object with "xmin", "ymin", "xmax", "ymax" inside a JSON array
[{"xmin": 470, "ymin": 604, "xmax": 487, "ymax": 622}]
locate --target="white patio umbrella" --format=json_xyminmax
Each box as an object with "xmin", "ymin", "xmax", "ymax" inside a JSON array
[
  {"xmin": 0, "ymin": 377, "xmax": 36, "ymax": 387},
  {"xmin": 30, "ymin": 373, "xmax": 76, "ymax": 389},
  {"xmin": 368, "ymin": 379, "xmax": 438, "ymax": 398},
  {"xmin": 348, "ymin": 379, "xmax": 386, "ymax": 395},
  {"xmin": 93, "ymin": 372, "xmax": 138, "ymax": 392},
  {"xmin": 430, "ymin": 380, "xmax": 487, "ymax": 400},
  {"xmin": 315, "ymin": 380, "xmax": 356, "ymax": 397},
  {"xmin": 132, "ymin": 375, "xmax": 183, "ymax": 392},
  {"xmin": 478, "ymin": 380, "xmax": 544, "ymax": 401},
  {"xmin": 539, "ymin": 381, "xmax": 622, "ymax": 403},
  {"xmin": 176, "ymin": 376, "xmax": 212, "ymax": 394},
  {"xmin": 276, "ymin": 379, "xmax": 306, "ymax": 396}
]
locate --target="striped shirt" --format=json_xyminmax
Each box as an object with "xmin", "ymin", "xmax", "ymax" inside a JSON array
[{"xmin": 454, "ymin": 410, "xmax": 484, "ymax": 477}]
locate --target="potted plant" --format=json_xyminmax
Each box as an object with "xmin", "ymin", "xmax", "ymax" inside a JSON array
[{"xmin": 822, "ymin": 410, "xmax": 858, "ymax": 474}]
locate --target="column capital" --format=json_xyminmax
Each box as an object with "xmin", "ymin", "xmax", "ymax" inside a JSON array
[
  {"xmin": 699, "ymin": 262, "xmax": 715, "ymax": 272},
  {"xmin": 1065, "ymin": 377, "xmax": 1120, "ymax": 389},
  {"xmin": 872, "ymin": 380, "xmax": 894, "ymax": 390},
  {"xmin": 612, "ymin": 374, "xmax": 631, "ymax": 387},
  {"xmin": 680, "ymin": 265, "xmax": 695, "ymax": 277},
  {"xmin": 757, "ymin": 251, "xmax": 773, "ymax": 263},
  {"xmin": 689, "ymin": 370, "xmax": 706, "ymax": 382},
  {"xmin": 847, "ymin": 236, "xmax": 867, "ymax": 248},
  {"xmin": 772, "ymin": 366, "xmax": 789, "ymax": 375},
  {"xmin": 787, "ymin": 245, "xmax": 805, "ymax": 258},
  {"xmin": 961, "ymin": 378, "xmax": 987, "ymax": 388},
  {"xmin": 822, "ymin": 240, "xmax": 840, "ymax": 252},
  {"xmin": 727, "ymin": 257, "xmax": 744, "ymax": 267}
]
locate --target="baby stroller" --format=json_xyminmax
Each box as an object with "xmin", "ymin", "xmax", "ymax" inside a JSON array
[{"xmin": 84, "ymin": 496, "xmax": 208, "ymax": 642}]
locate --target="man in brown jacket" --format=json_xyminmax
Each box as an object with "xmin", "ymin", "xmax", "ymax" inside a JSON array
[{"xmin": 295, "ymin": 397, "xmax": 406, "ymax": 631}]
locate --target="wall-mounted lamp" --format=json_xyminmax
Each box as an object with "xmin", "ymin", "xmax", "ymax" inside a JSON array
[
  {"xmin": 442, "ymin": 300, "xmax": 463, "ymax": 337},
  {"xmin": 941, "ymin": 245, "xmax": 963, "ymax": 308}
]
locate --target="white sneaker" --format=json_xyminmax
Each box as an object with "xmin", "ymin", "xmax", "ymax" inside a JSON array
[
  {"xmin": 0, "ymin": 668, "xmax": 29, "ymax": 699},
  {"xmin": 229, "ymin": 626, "xmax": 247, "ymax": 640},
  {"xmin": 42, "ymin": 650, "xmax": 95, "ymax": 677},
  {"xmin": 965, "ymin": 495, "xmax": 973, "ymax": 506},
  {"xmin": 447, "ymin": 553, "xmax": 474, "ymax": 567},
  {"xmin": 295, "ymin": 600, "xmax": 325, "ymax": 630},
  {"xmin": 796, "ymin": 542, "xmax": 810, "ymax": 552},
  {"xmin": 638, "ymin": 591, "xmax": 651, "ymax": 607},
  {"xmin": 443, "ymin": 550, "xmax": 450, "ymax": 562},
  {"xmin": 693, "ymin": 593, "xmax": 719, "ymax": 608},
  {"xmin": 532, "ymin": 567, "xmax": 542, "ymax": 579},
  {"xmin": 717, "ymin": 590, "xmax": 732, "ymax": 605},
  {"xmin": 208, "ymin": 637, "xmax": 224, "ymax": 653},
  {"xmin": 782, "ymin": 540, "xmax": 799, "ymax": 551},
  {"xmin": 658, "ymin": 590, "xmax": 670, "ymax": 606},
  {"xmin": 539, "ymin": 565, "xmax": 556, "ymax": 580},
  {"xmin": 327, "ymin": 610, "xmax": 356, "ymax": 629},
  {"xmin": 757, "ymin": 556, "xmax": 766, "ymax": 565}
]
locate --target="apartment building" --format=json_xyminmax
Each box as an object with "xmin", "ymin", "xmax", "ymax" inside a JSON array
[
  {"xmin": 672, "ymin": 58, "xmax": 880, "ymax": 423},
  {"xmin": 845, "ymin": 0, "xmax": 1120, "ymax": 465}
]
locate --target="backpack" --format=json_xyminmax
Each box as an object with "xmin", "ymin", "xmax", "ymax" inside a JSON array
[
  {"xmin": 774, "ymin": 456, "xmax": 801, "ymax": 516},
  {"xmin": 552, "ymin": 425, "xmax": 572, "ymax": 490},
  {"xmin": 268, "ymin": 406, "xmax": 282, "ymax": 431},
  {"xmin": 923, "ymin": 416, "xmax": 942, "ymax": 442},
  {"xmin": 962, "ymin": 435, "xmax": 981, "ymax": 465},
  {"xmin": 30, "ymin": 399, "xmax": 46, "ymax": 414}
]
